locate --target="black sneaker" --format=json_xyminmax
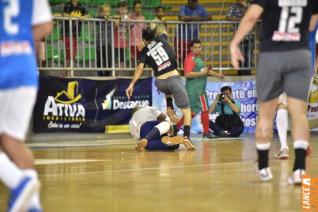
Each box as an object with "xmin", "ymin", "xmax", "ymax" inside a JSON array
[
  {"xmin": 202, "ymin": 133, "xmax": 216, "ymax": 139},
  {"xmin": 219, "ymin": 130, "xmax": 231, "ymax": 137}
]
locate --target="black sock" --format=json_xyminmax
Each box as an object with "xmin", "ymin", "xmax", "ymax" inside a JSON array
[
  {"xmin": 184, "ymin": 125, "xmax": 190, "ymax": 138},
  {"xmin": 293, "ymin": 148, "xmax": 306, "ymax": 171},
  {"xmin": 257, "ymin": 149, "xmax": 269, "ymax": 170},
  {"xmin": 145, "ymin": 127, "xmax": 160, "ymax": 142},
  {"xmin": 173, "ymin": 125, "xmax": 178, "ymax": 136},
  {"xmin": 166, "ymin": 97, "xmax": 174, "ymax": 109}
]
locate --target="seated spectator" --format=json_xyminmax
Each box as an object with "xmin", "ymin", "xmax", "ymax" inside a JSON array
[
  {"xmin": 129, "ymin": 0, "xmax": 146, "ymax": 66},
  {"xmin": 208, "ymin": 86, "xmax": 244, "ymax": 137},
  {"xmin": 129, "ymin": 106, "xmax": 195, "ymax": 152},
  {"xmin": 151, "ymin": 6, "xmax": 168, "ymax": 40},
  {"xmin": 61, "ymin": 0, "xmax": 88, "ymax": 67},
  {"xmin": 176, "ymin": 0, "xmax": 211, "ymax": 65},
  {"xmin": 95, "ymin": 4, "xmax": 113, "ymax": 76}
]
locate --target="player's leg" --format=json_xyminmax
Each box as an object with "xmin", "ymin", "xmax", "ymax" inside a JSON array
[
  {"xmin": 256, "ymin": 99, "xmax": 278, "ymax": 181},
  {"xmin": 166, "ymin": 95, "xmax": 180, "ymax": 124},
  {"xmin": 137, "ymin": 121, "xmax": 181, "ymax": 151},
  {"xmin": 284, "ymin": 49, "xmax": 312, "ymax": 185},
  {"xmin": 199, "ymin": 94, "xmax": 212, "ymax": 138},
  {"xmin": 255, "ymin": 51, "xmax": 284, "ymax": 181},
  {"xmin": 275, "ymin": 93, "xmax": 289, "ymax": 159},
  {"xmin": 0, "ymin": 87, "xmax": 41, "ymax": 212}
]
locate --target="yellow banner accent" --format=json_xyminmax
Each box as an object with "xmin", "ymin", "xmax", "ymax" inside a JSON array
[{"xmin": 105, "ymin": 125, "xmax": 129, "ymax": 133}]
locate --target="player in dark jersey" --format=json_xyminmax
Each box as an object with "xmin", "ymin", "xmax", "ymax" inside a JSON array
[
  {"xmin": 230, "ymin": 0, "xmax": 318, "ymax": 184},
  {"xmin": 126, "ymin": 28, "xmax": 194, "ymax": 148}
]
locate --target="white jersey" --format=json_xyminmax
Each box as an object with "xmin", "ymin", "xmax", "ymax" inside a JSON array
[{"xmin": 129, "ymin": 106, "xmax": 162, "ymax": 140}]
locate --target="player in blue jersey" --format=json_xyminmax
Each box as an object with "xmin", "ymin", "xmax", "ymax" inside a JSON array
[
  {"xmin": 231, "ymin": 0, "xmax": 318, "ymax": 185},
  {"xmin": 0, "ymin": 0, "xmax": 52, "ymax": 211}
]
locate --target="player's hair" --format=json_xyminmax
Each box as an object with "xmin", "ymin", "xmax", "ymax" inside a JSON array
[
  {"xmin": 221, "ymin": 86, "xmax": 232, "ymax": 93},
  {"xmin": 142, "ymin": 28, "xmax": 156, "ymax": 42},
  {"xmin": 131, "ymin": 106, "xmax": 141, "ymax": 115},
  {"xmin": 190, "ymin": 38, "xmax": 201, "ymax": 47}
]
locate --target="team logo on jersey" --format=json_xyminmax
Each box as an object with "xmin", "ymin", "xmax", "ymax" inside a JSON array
[
  {"xmin": 43, "ymin": 81, "xmax": 86, "ymax": 125},
  {"xmin": 102, "ymin": 88, "xmax": 149, "ymax": 110}
]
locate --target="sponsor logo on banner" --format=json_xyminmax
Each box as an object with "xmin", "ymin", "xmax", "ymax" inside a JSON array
[
  {"xmin": 42, "ymin": 81, "xmax": 85, "ymax": 129},
  {"xmin": 102, "ymin": 88, "xmax": 150, "ymax": 110}
]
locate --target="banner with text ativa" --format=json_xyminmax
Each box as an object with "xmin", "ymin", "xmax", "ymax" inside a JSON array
[{"xmin": 33, "ymin": 76, "xmax": 152, "ymax": 133}]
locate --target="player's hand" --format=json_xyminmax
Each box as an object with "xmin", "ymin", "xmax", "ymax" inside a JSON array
[
  {"xmin": 230, "ymin": 44, "xmax": 244, "ymax": 69},
  {"xmin": 223, "ymin": 96, "xmax": 230, "ymax": 103},
  {"xmin": 126, "ymin": 84, "xmax": 134, "ymax": 99},
  {"xmin": 217, "ymin": 73, "xmax": 225, "ymax": 79}
]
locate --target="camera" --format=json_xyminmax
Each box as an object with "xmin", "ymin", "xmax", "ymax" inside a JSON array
[{"xmin": 218, "ymin": 93, "xmax": 226, "ymax": 101}]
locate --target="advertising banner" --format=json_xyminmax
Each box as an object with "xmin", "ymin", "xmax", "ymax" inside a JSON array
[{"xmin": 33, "ymin": 76, "xmax": 152, "ymax": 133}]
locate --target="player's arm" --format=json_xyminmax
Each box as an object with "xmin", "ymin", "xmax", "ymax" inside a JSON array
[
  {"xmin": 32, "ymin": 0, "xmax": 53, "ymax": 41},
  {"xmin": 309, "ymin": 15, "xmax": 318, "ymax": 31},
  {"xmin": 208, "ymin": 97, "xmax": 219, "ymax": 114},
  {"xmin": 184, "ymin": 56, "xmax": 208, "ymax": 78},
  {"xmin": 230, "ymin": 4, "xmax": 263, "ymax": 68},
  {"xmin": 225, "ymin": 98, "xmax": 240, "ymax": 113},
  {"xmin": 208, "ymin": 68, "xmax": 224, "ymax": 79},
  {"xmin": 33, "ymin": 23, "xmax": 53, "ymax": 41},
  {"xmin": 126, "ymin": 63, "xmax": 145, "ymax": 99}
]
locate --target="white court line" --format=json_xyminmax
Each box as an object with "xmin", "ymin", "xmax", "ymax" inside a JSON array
[
  {"xmin": 28, "ymin": 140, "xmax": 132, "ymax": 148},
  {"xmin": 37, "ymin": 157, "xmax": 318, "ymax": 177},
  {"xmin": 35, "ymin": 159, "xmax": 104, "ymax": 165}
]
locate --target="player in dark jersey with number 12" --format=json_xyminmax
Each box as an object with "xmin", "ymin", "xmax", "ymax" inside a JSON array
[
  {"xmin": 230, "ymin": 0, "xmax": 318, "ymax": 184},
  {"xmin": 126, "ymin": 28, "xmax": 195, "ymax": 150}
]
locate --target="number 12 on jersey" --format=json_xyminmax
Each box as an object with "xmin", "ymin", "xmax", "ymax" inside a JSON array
[{"xmin": 273, "ymin": 6, "xmax": 303, "ymax": 41}]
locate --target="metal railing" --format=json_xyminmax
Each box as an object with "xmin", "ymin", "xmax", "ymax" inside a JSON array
[{"xmin": 40, "ymin": 17, "xmax": 260, "ymax": 77}]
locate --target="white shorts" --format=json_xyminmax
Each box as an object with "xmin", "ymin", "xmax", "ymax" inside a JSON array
[
  {"xmin": 277, "ymin": 92, "xmax": 287, "ymax": 106},
  {"xmin": 0, "ymin": 87, "xmax": 37, "ymax": 141}
]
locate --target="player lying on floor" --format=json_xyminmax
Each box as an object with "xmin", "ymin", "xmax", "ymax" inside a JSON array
[{"xmin": 129, "ymin": 106, "xmax": 195, "ymax": 152}]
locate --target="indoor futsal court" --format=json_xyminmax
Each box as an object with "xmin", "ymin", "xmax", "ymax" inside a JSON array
[{"xmin": 1, "ymin": 133, "xmax": 317, "ymax": 211}]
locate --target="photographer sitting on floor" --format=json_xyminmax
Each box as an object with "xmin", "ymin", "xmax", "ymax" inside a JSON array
[{"xmin": 208, "ymin": 86, "xmax": 244, "ymax": 137}]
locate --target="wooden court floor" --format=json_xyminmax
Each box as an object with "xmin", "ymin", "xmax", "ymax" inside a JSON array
[{"xmin": 1, "ymin": 134, "xmax": 318, "ymax": 212}]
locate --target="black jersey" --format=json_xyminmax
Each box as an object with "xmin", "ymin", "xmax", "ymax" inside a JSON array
[
  {"xmin": 252, "ymin": 0, "xmax": 318, "ymax": 52},
  {"xmin": 138, "ymin": 37, "xmax": 178, "ymax": 77}
]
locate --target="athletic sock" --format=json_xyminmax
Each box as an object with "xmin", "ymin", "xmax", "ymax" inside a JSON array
[
  {"xmin": 0, "ymin": 153, "xmax": 24, "ymax": 189},
  {"xmin": 276, "ymin": 109, "xmax": 288, "ymax": 150},
  {"xmin": 293, "ymin": 140, "xmax": 308, "ymax": 171},
  {"xmin": 201, "ymin": 111, "xmax": 209, "ymax": 135},
  {"xmin": 184, "ymin": 125, "xmax": 190, "ymax": 138},
  {"xmin": 256, "ymin": 143, "xmax": 271, "ymax": 170},
  {"xmin": 24, "ymin": 169, "xmax": 42, "ymax": 209}
]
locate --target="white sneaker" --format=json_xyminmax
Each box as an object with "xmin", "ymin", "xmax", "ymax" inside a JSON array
[
  {"xmin": 257, "ymin": 167, "xmax": 273, "ymax": 181},
  {"xmin": 288, "ymin": 169, "xmax": 306, "ymax": 185},
  {"xmin": 274, "ymin": 148, "xmax": 289, "ymax": 160}
]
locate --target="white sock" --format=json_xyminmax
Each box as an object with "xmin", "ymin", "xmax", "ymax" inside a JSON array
[
  {"xmin": 0, "ymin": 153, "xmax": 24, "ymax": 189},
  {"xmin": 256, "ymin": 142, "xmax": 271, "ymax": 150},
  {"xmin": 294, "ymin": 140, "xmax": 309, "ymax": 150},
  {"xmin": 24, "ymin": 169, "xmax": 42, "ymax": 209},
  {"xmin": 276, "ymin": 109, "xmax": 288, "ymax": 150}
]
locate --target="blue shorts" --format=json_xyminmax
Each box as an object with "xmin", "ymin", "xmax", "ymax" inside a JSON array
[{"xmin": 140, "ymin": 121, "xmax": 179, "ymax": 151}]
